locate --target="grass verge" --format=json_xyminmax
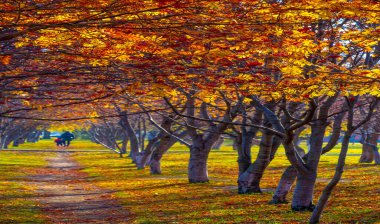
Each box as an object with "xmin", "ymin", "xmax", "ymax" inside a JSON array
[
  {"xmin": 70, "ymin": 142, "xmax": 380, "ymax": 223},
  {"xmin": 0, "ymin": 151, "xmax": 49, "ymax": 223}
]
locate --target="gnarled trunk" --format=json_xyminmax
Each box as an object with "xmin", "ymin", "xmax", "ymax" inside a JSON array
[
  {"xmin": 13, "ymin": 138, "xmax": 21, "ymax": 147},
  {"xmin": 188, "ymin": 136, "xmax": 210, "ymax": 183},
  {"xmin": 270, "ymin": 165, "xmax": 297, "ymax": 204},
  {"xmin": 119, "ymin": 134, "xmax": 128, "ymax": 158},
  {"xmin": 149, "ymin": 135, "xmax": 180, "ymax": 174},
  {"xmin": 271, "ymin": 111, "xmax": 345, "ymax": 204},
  {"xmin": 238, "ymin": 131, "xmax": 275, "ymax": 193},
  {"xmin": 136, "ymin": 138, "xmax": 159, "ymax": 169},
  {"xmin": 211, "ymin": 137, "xmax": 224, "ymax": 150},
  {"xmin": 359, "ymin": 133, "xmax": 378, "ymax": 163},
  {"xmin": 374, "ymin": 148, "xmax": 380, "ymax": 165},
  {"xmin": 136, "ymin": 151, "xmax": 153, "ymax": 169},
  {"xmin": 289, "ymin": 114, "xmax": 329, "ymax": 211},
  {"xmin": 235, "ymin": 109, "xmax": 263, "ymax": 193},
  {"xmin": 309, "ymin": 97, "xmax": 378, "ymax": 223},
  {"xmin": 309, "ymin": 132, "xmax": 352, "ymax": 223},
  {"xmin": 27, "ymin": 130, "xmax": 40, "ymax": 143},
  {"xmin": 359, "ymin": 144, "xmax": 374, "ymax": 163},
  {"xmin": 128, "ymin": 135, "xmax": 139, "ymax": 163},
  {"xmin": 188, "ymin": 148, "xmax": 209, "ymax": 183},
  {"xmin": 250, "ymin": 135, "xmax": 281, "ymax": 191},
  {"xmin": 150, "ymin": 157, "xmax": 162, "ymax": 174},
  {"xmin": 119, "ymin": 113, "xmax": 139, "ymax": 163},
  {"xmin": 291, "ymin": 171, "xmax": 317, "ymax": 211},
  {"xmin": 269, "ymin": 140, "xmax": 305, "ymax": 204},
  {"xmin": 235, "ymin": 134, "xmax": 250, "ymax": 177}
]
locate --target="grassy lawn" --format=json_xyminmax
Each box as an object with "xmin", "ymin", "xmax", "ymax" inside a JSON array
[
  {"xmin": 70, "ymin": 141, "xmax": 380, "ymax": 223},
  {"xmin": 9, "ymin": 138, "xmax": 109, "ymax": 151},
  {"xmin": 0, "ymin": 151, "xmax": 49, "ymax": 223},
  {"xmin": 2, "ymin": 139, "xmax": 379, "ymax": 223},
  {"xmin": 0, "ymin": 139, "xmax": 109, "ymax": 223}
]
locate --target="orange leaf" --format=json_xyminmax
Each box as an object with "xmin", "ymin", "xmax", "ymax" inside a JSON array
[{"xmin": 1, "ymin": 55, "xmax": 11, "ymax": 65}]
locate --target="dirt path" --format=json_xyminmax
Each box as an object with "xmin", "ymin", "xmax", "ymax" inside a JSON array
[{"xmin": 28, "ymin": 152, "xmax": 132, "ymax": 223}]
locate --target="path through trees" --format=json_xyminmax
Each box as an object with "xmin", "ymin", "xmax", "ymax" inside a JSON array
[{"xmin": 27, "ymin": 151, "xmax": 132, "ymax": 223}]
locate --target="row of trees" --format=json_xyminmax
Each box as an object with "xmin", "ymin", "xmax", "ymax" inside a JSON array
[
  {"xmin": 0, "ymin": 115, "xmax": 47, "ymax": 149},
  {"xmin": 1, "ymin": 0, "xmax": 380, "ymax": 223}
]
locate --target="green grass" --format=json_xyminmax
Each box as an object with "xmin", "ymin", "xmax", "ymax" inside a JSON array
[
  {"xmin": 0, "ymin": 151, "xmax": 49, "ymax": 223},
  {"xmin": 2, "ymin": 139, "xmax": 379, "ymax": 223},
  {"xmin": 70, "ymin": 141, "xmax": 380, "ymax": 223},
  {"xmin": 9, "ymin": 139, "xmax": 109, "ymax": 151}
]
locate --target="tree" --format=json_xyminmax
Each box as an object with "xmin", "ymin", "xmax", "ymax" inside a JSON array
[
  {"xmin": 1, "ymin": 1, "xmax": 380, "ymax": 223},
  {"xmin": 358, "ymin": 111, "xmax": 380, "ymax": 164},
  {"xmin": 310, "ymin": 96, "xmax": 379, "ymax": 223}
]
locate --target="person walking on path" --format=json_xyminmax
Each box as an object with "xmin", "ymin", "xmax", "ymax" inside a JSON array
[
  {"xmin": 54, "ymin": 138, "xmax": 65, "ymax": 146},
  {"xmin": 60, "ymin": 131, "xmax": 75, "ymax": 147}
]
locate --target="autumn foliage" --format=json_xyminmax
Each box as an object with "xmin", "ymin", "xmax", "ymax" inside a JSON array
[{"xmin": 1, "ymin": 0, "xmax": 380, "ymax": 223}]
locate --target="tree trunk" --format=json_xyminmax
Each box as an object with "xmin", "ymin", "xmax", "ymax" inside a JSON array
[
  {"xmin": 250, "ymin": 135, "xmax": 281, "ymax": 191},
  {"xmin": 188, "ymin": 147, "xmax": 209, "ymax": 183},
  {"xmin": 129, "ymin": 137, "xmax": 139, "ymax": 163},
  {"xmin": 270, "ymin": 123, "xmax": 341, "ymax": 205},
  {"xmin": 235, "ymin": 109, "xmax": 263, "ymax": 193},
  {"xmin": 119, "ymin": 113, "xmax": 139, "ymax": 163},
  {"xmin": 309, "ymin": 132, "xmax": 352, "ymax": 223},
  {"xmin": 188, "ymin": 136, "xmax": 210, "ymax": 183},
  {"xmin": 136, "ymin": 151, "xmax": 153, "ymax": 169},
  {"xmin": 291, "ymin": 171, "xmax": 317, "ymax": 211},
  {"xmin": 290, "ymin": 118, "xmax": 328, "ymax": 211},
  {"xmin": 359, "ymin": 146, "xmax": 373, "ymax": 163},
  {"xmin": 3, "ymin": 136, "xmax": 12, "ymax": 149},
  {"xmin": 374, "ymin": 147, "xmax": 380, "ymax": 165},
  {"xmin": 270, "ymin": 165, "xmax": 297, "ymax": 204},
  {"xmin": 119, "ymin": 134, "xmax": 128, "ymax": 158},
  {"xmin": 27, "ymin": 130, "xmax": 41, "ymax": 143},
  {"xmin": 308, "ymin": 96, "xmax": 372, "ymax": 223},
  {"xmin": 211, "ymin": 137, "xmax": 224, "ymax": 150},
  {"xmin": 136, "ymin": 138, "xmax": 159, "ymax": 169},
  {"xmin": 270, "ymin": 110, "xmax": 344, "ymax": 204},
  {"xmin": 359, "ymin": 133, "xmax": 377, "ymax": 163},
  {"xmin": 13, "ymin": 138, "xmax": 21, "ymax": 147},
  {"xmin": 238, "ymin": 130, "xmax": 274, "ymax": 193},
  {"xmin": 150, "ymin": 156, "xmax": 162, "ymax": 174},
  {"xmin": 236, "ymin": 133, "xmax": 253, "ymax": 176},
  {"xmin": 149, "ymin": 129, "xmax": 187, "ymax": 174}
]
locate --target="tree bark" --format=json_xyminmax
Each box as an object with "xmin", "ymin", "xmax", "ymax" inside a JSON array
[
  {"xmin": 290, "ymin": 94, "xmax": 337, "ymax": 211},
  {"xmin": 119, "ymin": 134, "xmax": 128, "ymax": 158},
  {"xmin": 309, "ymin": 97, "xmax": 379, "ymax": 223},
  {"xmin": 359, "ymin": 133, "xmax": 377, "ymax": 163},
  {"xmin": 270, "ymin": 165, "xmax": 297, "ymax": 204},
  {"xmin": 291, "ymin": 121, "xmax": 327, "ymax": 211},
  {"xmin": 119, "ymin": 113, "xmax": 139, "ymax": 163},
  {"xmin": 149, "ymin": 131, "xmax": 186, "ymax": 174},
  {"xmin": 250, "ymin": 135, "xmax": 281, "ymax": 191},
  {"xmin": 211, "ymin": 137, "xmax": 224, "ymax": 150},
  {"xmin": 309, "ymin": 132, "xmax": 352, "ymax": 223},
  {"xmin": 136, "ymin": 137, "xmax": 159, "ymax": 169},
  {"xmin": 188, "ymin": 135, "xmax": 210, "ymax": 183},
  {"xmin": 149, "ymin": 136, "xmax": 175, "ymax": 174},
  {"xmin": 238, "ymin": 130, "xmax": 275, "ymax": 193},
  {"xmin": 182, "ymin": 96, "xmax": 238, "ymax": 183},
  {"xmin": 374, "ymin": 147, "xmax": 380, "ymax": 165},
  {"xmin": 26, "ymin": 130, "xmax": 40, "ymax": 143},
  {"xmin": 291, "ymin": 170, "xmax": 317, "ymax": 211},
  {"xmin": 270, "ymin": 118, "xmax": 342, "ymax": 205}
]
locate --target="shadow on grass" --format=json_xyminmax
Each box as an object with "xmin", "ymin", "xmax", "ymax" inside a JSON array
[{"xmin": 0, "ymin": 190, "xmax": 121, "ymax": 200}]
